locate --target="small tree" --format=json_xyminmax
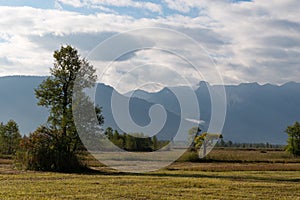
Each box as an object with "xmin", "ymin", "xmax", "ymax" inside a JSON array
[
  {"xmin": 0, "ymin": 122, "xmax": 5, "ymax": 153},
  {"xmin": 124, "ymin": 133, "xmax": 136, "ymax": 151},
  {"xmin": 152, "ymin": 135, "xmax": 158, "ymax": 150},
  {"xmin": 188, "ymin": 126, "xmax": 201, "ymax": 152},
  {"xmin": 0, "ymin": 120, "xmax": 21, "ymax": 155},
  {"xmin": 285, "ymin": 121, "xmax": 300, "ymax": 156},
  {"xmin": 104, "ymin": 127, "xmax": 113, "ymax": 140},
  {"xmin": 188, "ymin": 127, "xmax": 221, "ymax": 158},
  {"xmin": 194, "ymin": 132, "xmax": 221, "ymax": 158}
]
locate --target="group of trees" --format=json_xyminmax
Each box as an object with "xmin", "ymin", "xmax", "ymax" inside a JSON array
[
  {"xmin": 1, "ymin": 45, "xmax": 300, "ymax": 173},
  {"xmin": 104, "ymin": 127, "xmax": 168, "ymax": 152},
  {"xmin": 215, "ymin": 140, "xmax": 282, "ymax": 149},
  {"xmin": 187, "ymin": 123, "xmax": 300, "ymax": 157},
  {"xmin": 0, "ymin": 120, "xmax": 21, "ymax": 155}
]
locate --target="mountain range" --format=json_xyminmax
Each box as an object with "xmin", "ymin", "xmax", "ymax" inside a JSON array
[{"xmin": 1, "ymin": 76, "xmax": 299, "ymax": 144}]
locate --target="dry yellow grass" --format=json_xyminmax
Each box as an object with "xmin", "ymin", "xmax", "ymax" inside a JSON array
[
  {"xmin": 0, "ymin": 148, "xmax": 299, "ymax": 199},
  {"xmin": 0, "ymin": 170, "xmax": 299, "ymax": 199}
]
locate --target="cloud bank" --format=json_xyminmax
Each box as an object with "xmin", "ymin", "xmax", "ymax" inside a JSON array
[{"xmin": 0, "ymin": 0, "xmax": 299, "ymax": 91}]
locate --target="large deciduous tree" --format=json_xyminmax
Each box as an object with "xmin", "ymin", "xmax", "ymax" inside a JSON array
[
  {"xmin": 20, "ymin": 45, "xmax": 103, "ymax": 172},
  {"xmin": 285, "ymin": 121, "xmax": 300, "ymax": 156}
]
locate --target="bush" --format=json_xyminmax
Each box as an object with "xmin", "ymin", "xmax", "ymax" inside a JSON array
[
  {"xmin": 16, "ymin": 129, "xmax": 85, "ymax": 172},
  {"xmin": 177, "ymin": 150, "xmax": 200, "ymax": 162}
]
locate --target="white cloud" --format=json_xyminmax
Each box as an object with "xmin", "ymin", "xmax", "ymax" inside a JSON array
[
  {"xmin": 185, "ymin": 118, "xmax": 205, "ymax": 125},
  {"xmin": 57, "ymin": 0, "xmax": 84, "ymax": 8},
  {"xmin": 57, "ymin": 0, "xmax": 162, "ymax": 13},
  {"xmin": 0, "ymin": 0, "xmax": 300, "ymax": 89},
  {"xmin": 204, "ymin": 0, "xmax": 300, "ymax": 84},
  {"xmin": 163, "ymin": 0, "xmax": 207, "ymax": 13},
  {"xmin": 0, "ymin": 6, "xmax": 138, "ymax": 76},
  {"xmin": 93, "ymin": 48, "xmax": 202, "ymax": 93}
]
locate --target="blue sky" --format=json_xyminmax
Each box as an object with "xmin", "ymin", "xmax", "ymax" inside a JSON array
[
  {"xmin": 0, "ymin": 0, "xmax": 54, "ymax": 9},
  {"xmin": 0, "ymin": 0, "xmax": 299, "ymax": 91},
  {"xmin": 0, "ymin": 0, "xmax": 212, "ymax": 19},
  {"xmin": 0, "ymin": 0, "xmax": 250, "ymax": 17}
]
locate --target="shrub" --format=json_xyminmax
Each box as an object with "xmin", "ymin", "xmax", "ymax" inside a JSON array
[
  {"xmin": 177, "ymin": 150, "xmax": 200, "ymax": 162},
  {"xmin": 16, "ymin": 129, "xmax": 85, "ymax": 172}
]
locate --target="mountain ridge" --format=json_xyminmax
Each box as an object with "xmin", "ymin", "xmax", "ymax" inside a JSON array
[{"xmin": 0, "ymin": 76, "xmax": 299, "ymax": 144}]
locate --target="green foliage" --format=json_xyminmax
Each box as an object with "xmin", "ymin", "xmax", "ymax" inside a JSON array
[
  {"xmin": 215, "ymin": 140, "xmax": 282, "ymax": 148},
  {"xmin": 124, "ymin": 133, "xmax": 137, "ymax": 151},
  {"xmin": 0, "ymin": 120, "xmax": 21, "ymax": 155},
  {"xmin": 152, "ymin": 135, "xmax": 158, "ymax": 150},
  {"xmin": 104, "ymin": 127, "xmax": 113, "ymax": 140},
  {"xmin": 16, "ymin": 127, "xmax": 84, "ymax": 171},
  {"xmin": 285, "ymin": 121, "xmax": 300, "ymax": 156},
  {"xmin": 16, "ymin": 45, "xmax": 103, "ymax": 172},
  {"xmin": 104, "ymin": 128, "xmax": 168, "ymax": 152}
]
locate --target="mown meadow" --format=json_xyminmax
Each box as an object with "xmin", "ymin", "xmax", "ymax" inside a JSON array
[{"xmin": 0, "ymin": 148, "xmax": 299, "ymax": 200}]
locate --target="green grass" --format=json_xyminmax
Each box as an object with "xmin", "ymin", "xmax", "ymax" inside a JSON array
[{"xmin": 0, "ymin": 170, "xmax": 299, "ymax": 199}]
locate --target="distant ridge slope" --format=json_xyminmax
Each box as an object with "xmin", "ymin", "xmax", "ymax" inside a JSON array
[{"xmin": 1, "ymin": 76, "xmax": 299, "ymax": 144}]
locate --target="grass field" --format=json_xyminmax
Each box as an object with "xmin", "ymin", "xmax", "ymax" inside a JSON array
[
  {"xmin": 0, "ymin": 149, "xmax": 299, "ymax": 199},
  {"xmin": 0, "ymin": 169, "xmax": 299, "ymax": 199}
]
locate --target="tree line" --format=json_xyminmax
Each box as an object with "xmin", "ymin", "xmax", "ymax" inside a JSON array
[
  {"xmin": 104, "ymin": 127, "xmax": 169, "ymax": 152},
  {"xmin": 215, "ymin": 140, "xmax": 283, "ymax": 149}
]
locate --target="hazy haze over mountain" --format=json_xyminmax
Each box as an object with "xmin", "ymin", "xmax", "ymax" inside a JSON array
[{"xmin": 1, "ymin": 76, "xmax": 299, "ymax": 144}]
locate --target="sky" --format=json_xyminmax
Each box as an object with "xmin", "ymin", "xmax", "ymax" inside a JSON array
[{"xmin": 0, "ymin": 0, "xmax": 300, "ymax": 92}]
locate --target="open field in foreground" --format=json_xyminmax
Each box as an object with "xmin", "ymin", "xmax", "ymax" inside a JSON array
[
  {"xmin": 0, "ymin": 169, "xmax": 299, "ymax": 199},
  {"xmin": 0, "ymin": 149, "xmax": 299, "ymax": 199}
]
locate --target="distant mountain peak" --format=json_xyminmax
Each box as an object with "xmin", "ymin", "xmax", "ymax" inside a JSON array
[
  {"xmin": 197, "ymin": 81, "xmax": 210, "ymax": 87},
  {"xmin": 281, "ymin": 81, "xmax": 299, "ymax": 87},
  {"xmin": 238, "ymin": 82, "xmax": 260, "ymax": 87}
]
